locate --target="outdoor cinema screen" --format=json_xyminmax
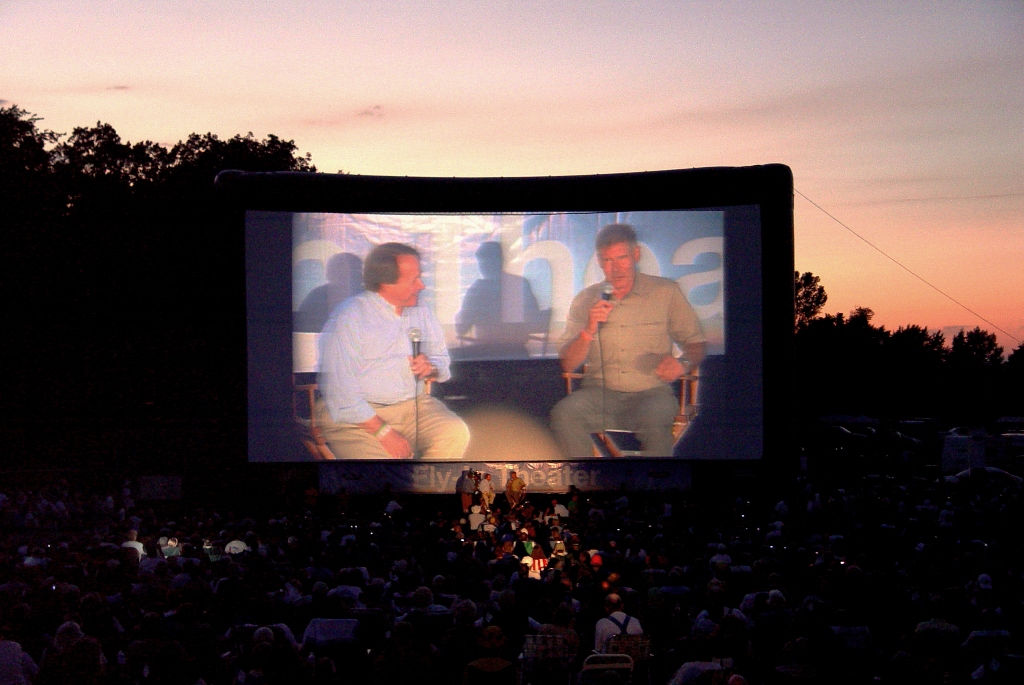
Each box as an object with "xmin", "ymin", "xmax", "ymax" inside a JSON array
[{"xmin": 229, "ymin": 166, "xmax": 793, "ymax": 464}]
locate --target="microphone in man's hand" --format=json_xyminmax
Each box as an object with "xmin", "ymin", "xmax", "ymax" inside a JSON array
[
  {"xmin": 599, "ymin": 283, "xmax": 614, "ymax": 330},
  {"xmin": 408, "ymin": 327, "xmax": 424, "ymax": 457},
  {"xmin": 408, "ymin": 328, "xmax": 422, "ymax": 357}
]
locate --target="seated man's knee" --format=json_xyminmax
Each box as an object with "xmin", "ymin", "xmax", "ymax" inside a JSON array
[
  {"xmin": 640, "ymin": 389, "xmax": 677, "ymax": 423},
  {"xmin": 452, "ymin": 417, "xmax": 471, "ymax": 455},
  {"xmin": 550, "ymin": 395, "xmax": 572, "ymax": 430},
  {"xmin": 432, "ymin": 413, "xmax": 470, "ymax": 459},
  {"xmin": 551, "ymin": 391, "xmax": 591, "ymax": 429}
]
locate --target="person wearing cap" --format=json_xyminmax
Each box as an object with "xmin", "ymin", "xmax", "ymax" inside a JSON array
[
  {"xmin": 513, "ymin": 528, "xmax": 536, "ymax": 560},
  {"xmin": 594, "ymin": 592, "xmax": 644, "ymax": 652},
  {"xmin": 316, "ymin": 242, "xmax": 469, "ymax": 460},
  {"xmin": 551, "ymin": 223, "xmax": 706, "ymax": 457}
]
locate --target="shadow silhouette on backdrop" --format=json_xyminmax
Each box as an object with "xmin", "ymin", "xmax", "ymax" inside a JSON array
[
  {"xmin": 294, "ymin": 252, "xmax": 364, "ymax": 333},
  {"xmin": 455, "ymin": 242, "xmax": 549, "ymax": 359}
]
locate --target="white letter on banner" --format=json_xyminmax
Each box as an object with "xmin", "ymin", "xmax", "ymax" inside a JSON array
[
  {"xmin": 673, "ymin": 238, "xmax": 724, "ymax": 320},
  {"xmin": 433, "ymin": 225, "xmax": 462, "ymax": 326},
  {"xmin": 413, "ymin": 465, "xmax": 431, "ymax": 490},
  {"xmin": 505, "ymin": 241, "xmax": 573, "ymax": 338}
]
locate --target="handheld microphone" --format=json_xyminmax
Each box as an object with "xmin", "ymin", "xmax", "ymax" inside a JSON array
[
  {"xmin": 408, "ymin": 328, "xmax": 422, "ymax": 357},
  {"xmin": 598, "ymin": 283, "xmax": 615, "ymax": 439},
  {"xmin": 408, "ymin": 327, "xmax": 423, "ymax": 458},
  {"xmin": 598, "ymin": 283, "xmax": 615, "ymax": 331}
]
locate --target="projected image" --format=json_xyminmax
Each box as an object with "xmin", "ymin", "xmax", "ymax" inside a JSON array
[
  {"xmin": 293, "ymin": 211, "xmax": 724, "ymax": 360},
  {"xmin": 287, "ymin": 210, "xmax": 727, "ymax": 460}
]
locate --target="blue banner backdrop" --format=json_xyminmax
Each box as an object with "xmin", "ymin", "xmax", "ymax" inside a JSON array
[{"xmin": 318, "ymin": 460, "xmax": 692, "ymax": 494}]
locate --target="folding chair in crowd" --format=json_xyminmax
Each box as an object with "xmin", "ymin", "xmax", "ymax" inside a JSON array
[
  {"xmin": 607, "ymin": 635, "xmax": 652, "ymax": 685},
  {"xmin": 579, "ymin": 653, "xmax": 633, "ymax": 685},
  {"xmin": 519, "ymin": 633, "xmax": 571, "ymax": 685}
]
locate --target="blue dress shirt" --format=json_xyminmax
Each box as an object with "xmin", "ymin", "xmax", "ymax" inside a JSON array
[{"xmin": 319, "ymin": 290, "xmax": 451, "ymax": 424}]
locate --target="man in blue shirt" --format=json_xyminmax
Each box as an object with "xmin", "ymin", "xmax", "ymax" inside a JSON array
[{"xmin": 316, "ymin": 243, "xmax": 470, "ymax": 459}]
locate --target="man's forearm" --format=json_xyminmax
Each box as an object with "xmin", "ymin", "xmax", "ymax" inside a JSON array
[
  {"xmin": 358, "ymin": 415, "xmax": 388, "ymax": 436},
  {"xmin": 560, "ymin": 328, "xmax": 595, "ymax": 373}
]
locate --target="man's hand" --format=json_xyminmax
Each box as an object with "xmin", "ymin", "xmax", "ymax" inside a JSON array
[
  {"xmin": 409, "ymin": 354, "xmax": 436, "ymax": 380},
  {"xmin": 560, "ymin": 299, "xmax": 615, "ymax": 373},
  {"xmin": 379, "ymin": 428, "xmax": 414, "ymax": 459},
  {"xmin": 587, "ymin": 300, "xmax": 615, "ymax": 333},
  {"xmin": 360, "ymin": 415, "xmax": 414, "ymax": 458},
  {"xmin": 655, "ymin": 354, "xmax": 686, "ymax": 383}
]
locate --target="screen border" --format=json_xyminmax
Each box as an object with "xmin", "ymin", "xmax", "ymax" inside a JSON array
[{"xmin": 220, "ymin": 165, "xmax": 794, "ymax": 467}]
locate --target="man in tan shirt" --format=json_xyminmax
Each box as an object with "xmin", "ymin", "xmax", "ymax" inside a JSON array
[
  {"xmin": 506, "ymin": 470, "xmax": 527, "ymax": 509},
  {"xmin": 551, "ymin": 224, "xmax": 706, "ymax": 456}
]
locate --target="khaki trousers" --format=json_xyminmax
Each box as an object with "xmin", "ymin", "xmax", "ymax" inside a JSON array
[{"xmin": 317, "ymin": 396, "xmax": 470, "ymax": 460}]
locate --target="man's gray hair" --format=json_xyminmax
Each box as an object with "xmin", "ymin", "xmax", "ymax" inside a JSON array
[{"xmin": 596, "ymin": 224, "xmax": 638, "ymax": 252}]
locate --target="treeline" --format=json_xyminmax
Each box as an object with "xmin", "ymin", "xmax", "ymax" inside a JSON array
[
  {"xmin": 1, "ymin": 105, "xmax": 313, "ymax": 422},
  {"xmin": 2, "ymin": 105, "xmax": 1020, "ymax": 427},
  {"xmin": 793, "ymin": 274, "xmax": 1023, "ymax": 423}
]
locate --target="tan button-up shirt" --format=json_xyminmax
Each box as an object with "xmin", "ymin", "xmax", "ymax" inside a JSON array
[{"xmin": 559, "ymin": 273, "xmax": 705, "ymax": 393}]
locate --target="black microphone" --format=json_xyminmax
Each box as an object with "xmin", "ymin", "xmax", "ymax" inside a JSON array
[
  {"xmin": 598, "ymin": 283, "xmax": 615, "ymax": 438},
  {"xmin": 598, "ymin": 283, "xmax": 615, "ymax": 331},
  {"xmin": 408, "ymin": 327, "xmax": 423, "ymax": 457},
  {"xmin": 408, "ymin": 328, "xmax": 422, "ymax": 357}
]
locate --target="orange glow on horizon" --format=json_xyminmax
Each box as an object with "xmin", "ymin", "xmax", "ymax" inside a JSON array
[{"xmin": 2, "ymin": 2, "xmax": 1020, "ymax": 352}]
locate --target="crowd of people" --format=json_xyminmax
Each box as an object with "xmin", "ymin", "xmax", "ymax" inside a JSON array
[{"xmin": 0, "ymin": 464, "xmax": 1022, "ymax": 684}]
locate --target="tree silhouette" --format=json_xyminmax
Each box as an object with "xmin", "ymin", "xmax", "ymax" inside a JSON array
[
  {"xmin": 792, "ymin": 303, "xmax": 1011, "ymax": 421},
  {"xmin": 1, "ymin": 106, "xmax": 61, "ymax": 239},
  {"xmin": 949, "ymin": 327, "xmax": 1004, "ymax": 369},
  {"xmin": 1, "ymin": 108, "xmax": 63, "ymax": 419},
  {"xmin": 944, "ymin": 327, "xmax": 1005, "ymax": 421},
  {"xmin": 0, "ymin": 108, "xmax": 316, "ymax": 426},
  {"xmin": 0, "ymin": 105, "xmax": 58, "ymax": 184},
  {"xmin": 794, "ymin": 271, "xmax": 827, "ymax": 329},
  {"xmin": 1006, "ymin": 342, "xmax": 1024, "ymax": 415},
  {"xmin": 881, "ymin": 325, "xmax": 947, "ymax": 417}
]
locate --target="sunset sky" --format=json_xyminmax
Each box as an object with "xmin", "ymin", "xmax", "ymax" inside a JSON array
[{"xmin": 3, "ymin": 1, "xmax": 1022, "ymax": 351}]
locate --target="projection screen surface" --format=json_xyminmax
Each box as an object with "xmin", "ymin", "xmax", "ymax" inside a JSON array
[{"xmin": 229, "ymin": 166, "xmax": 793, "ymax": 466}]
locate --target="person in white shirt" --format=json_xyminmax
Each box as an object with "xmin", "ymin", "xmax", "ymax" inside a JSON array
[
  {"xmin": 594, "ymin": 593, "xmax": 643, "ymax": 652},
  {"xmin": 552, "ymin": 499, "xmax": 570, "ymax": 519},
  {"xmin": 120, "ymin": 530, "xmax": 145, "ymax": 560},
  {"xmin": 478, "ymin": 473, "xmax": 496, "ymax": 511},
  {"xmin": 468, "ymin": 505, "xmax": 486, "ymax": 531}
]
